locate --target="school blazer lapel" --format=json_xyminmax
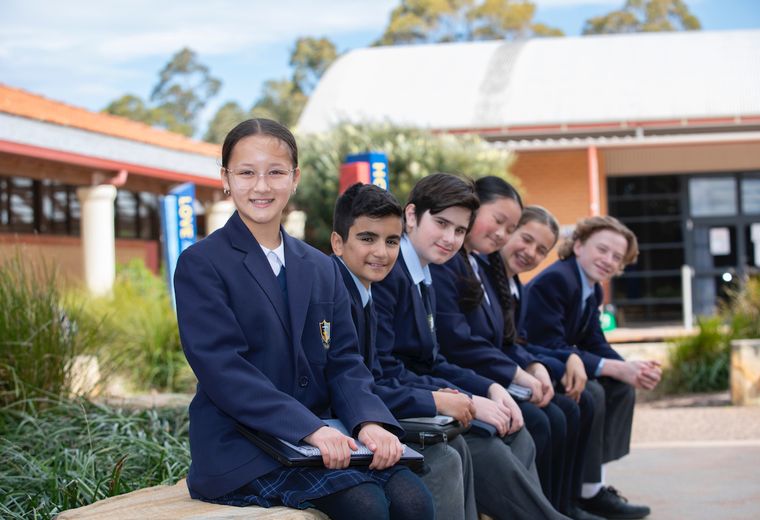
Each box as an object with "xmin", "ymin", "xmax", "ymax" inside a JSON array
[
  {"xmin": 399, "ymin": 255, "xmax": 437, "ymax": 359},
  {"xmin": 282, "ymin": 232, "xmax": 314, "ymax": 346},
  {"xmin": 228, "ymin": 213, "xmax": 291, "ymax": 338}
]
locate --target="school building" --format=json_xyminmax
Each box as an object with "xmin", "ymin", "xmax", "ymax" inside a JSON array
[
  {"xmin": 298, "ymin": 29, "xmax": 760, "ymax": 325},
  {"xmin": 0, "ymin": 84, "xmax": 233, "ymax": 294}
]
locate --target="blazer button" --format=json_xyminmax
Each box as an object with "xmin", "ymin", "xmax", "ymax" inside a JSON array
[{"xmin": 299, "ymin": 376, "xmax": 309, "ymax": 387}]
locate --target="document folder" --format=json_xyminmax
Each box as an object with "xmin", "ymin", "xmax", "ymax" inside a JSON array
[{"xmin": 236, "ymin": 418, "xmax": 424, "ymax": 471}]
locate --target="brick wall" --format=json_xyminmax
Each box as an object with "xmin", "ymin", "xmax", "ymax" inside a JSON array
[{"xmin": 510, "ymin": 148, "xmax": 609, "ymax": 284}]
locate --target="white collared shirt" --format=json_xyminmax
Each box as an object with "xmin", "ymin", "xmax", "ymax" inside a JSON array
[
  {"xmin": 467, "ymin": 252, "xmax": 490, "ymax": 306},
  {"xmin": 259, "ymin": 234, "xmax": 285, "ymax": 276},
  {"xmin": 338, "ymin": 257, "xmax": 371, "ymax": 307},
  {"xmin": 400, "ymin": 234, "xmax": 432, "ymax": 295}
]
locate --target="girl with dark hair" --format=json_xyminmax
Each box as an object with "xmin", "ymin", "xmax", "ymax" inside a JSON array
[
  {"xmin": 174, "ymin": 118, "xmax": 434, "ymax": 519},
  {"xmin": 431, "ymin": 178, "xmax": 578, "ymax": 515}
]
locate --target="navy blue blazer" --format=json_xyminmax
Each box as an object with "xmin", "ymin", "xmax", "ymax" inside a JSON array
[
  {"xmin": 507, "ymin": 273, "xmax": 569, "ymax": 381},
  {"xmin": 175, "ymin": 212, "xmax": 400, "ymax": 499},
  {"xmin": 372, "ymin": 252, "xmax": 495, "ymax": 397},
  {"xmin": 430, "ymin": 253, "xmax": 519, "ymax": 387},
  {"xmin": 520, "ymin": 256, "xmax": 623, "ymax": 377},
  {"xmin": 333, "ymin": 256, "xmax": 438, "ymax": 419}
]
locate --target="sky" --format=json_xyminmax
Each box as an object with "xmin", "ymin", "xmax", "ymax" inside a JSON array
[{"xmin": 2, "ymin": 0, "xmax": 759, "ymax": 136}]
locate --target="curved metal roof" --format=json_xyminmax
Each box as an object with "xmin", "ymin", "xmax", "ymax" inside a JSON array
[{"xmin": 298, "ymin": 29, "xmax": 760, "ymax": 134}]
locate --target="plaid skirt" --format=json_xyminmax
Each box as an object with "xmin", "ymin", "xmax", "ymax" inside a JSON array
[{"xmin": 203, "ymin": 464, "xmax": 410, "ymax": 509}]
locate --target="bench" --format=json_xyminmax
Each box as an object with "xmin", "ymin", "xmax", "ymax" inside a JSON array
[{"xmin": 56, "ymin": 479, "xmax": 327, "ymax": 519}]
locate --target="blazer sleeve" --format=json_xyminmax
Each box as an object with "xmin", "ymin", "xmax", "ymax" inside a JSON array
[
  {"xmin": 175, "ymin": 247, "xmax": 324, "ymax": 444},
  {"xmin": 521, "ymin": 268, "xmax": 604, "ymax": 377},
  {"xmin": 322, "ymin": 261, "xmax": 404, "ymax": 437},
  {"xmin": 372, "ymin": 267, "xmax": 475, "ymax": 395},
  {"xmin": 431, "ymin": 260, "xmax": 518, "ymax": 387}
]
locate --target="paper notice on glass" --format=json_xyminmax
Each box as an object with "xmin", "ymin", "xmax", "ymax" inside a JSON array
[
  {"xmin": 751, "ymin": 223, "xmax": 760, "ymax": 243},
  {"xmin": 709, "ymin": 227, "xmax": 731, "ymax": 256}
]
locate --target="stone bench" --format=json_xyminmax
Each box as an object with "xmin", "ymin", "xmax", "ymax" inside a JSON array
[
  {"xmin": 56, "ymin": 479, "xmax": 327, "ymax": 519},
  {"xmin": 731, "ymin": 338, "xmax": 760, "ymax": 406}
]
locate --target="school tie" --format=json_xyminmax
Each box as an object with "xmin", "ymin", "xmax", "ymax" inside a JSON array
[
  {"xmin": 276, "ymin": 266, "xmax": 291, "ymax": 326},
  {"xmin": 362, "ymin": 300, "xmax": 375, "ymax": 368},
  {"xmin": 419, "ymin": 282, "xmax": 439, "ymax": 358},
  {"xmin": 579, "ymin": 292, "xmax": 595, "ymax": 335}
]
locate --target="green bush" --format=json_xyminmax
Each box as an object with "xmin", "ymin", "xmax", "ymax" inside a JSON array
[
  {"xmin": 295, "ymin": 123, "xmax": 516, "ymax": 251},
  {"xmin": 0, "ymin": 397, "xmax": 190, "ymax": 519},
  {"xmin": 82, "ymin": 260, "xmax": 194, "ymax": 393},
  {"xmin": 0, "ymin": 255, "xmax": 103, "ymax": 406},
  {"xmin": 660, "ymin": 317, "xmax": 730, "ymax": 395},
  {"xmin": 726, "ymin": 276, "xmax": 760, "ymax": 340}
]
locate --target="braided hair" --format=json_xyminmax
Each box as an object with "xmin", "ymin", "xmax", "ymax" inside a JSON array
[{"xmin": 457, "ymin": 176, "xmax": 523, "ymax": 313}]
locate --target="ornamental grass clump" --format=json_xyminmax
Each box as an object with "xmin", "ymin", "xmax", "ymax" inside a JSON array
[
  {"xmin": 0, "ymin": 254, "xmax": 101, "ymax": 406},
  {"xmin": 82, "ymin": 259, "xmax": 194, "ymax": 393},
  {"xmin": 0, "ymin": 397, "xmax": 190, "ymax": 519}
]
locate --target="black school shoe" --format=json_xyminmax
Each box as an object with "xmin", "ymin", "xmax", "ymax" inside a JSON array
[
  {"xmin": 578, "ymin": 486, "xmax": 651, "ymax": 519},
  {"xmin": 567, "ymin": 503, "xmax": 606, "ymax": 520}
]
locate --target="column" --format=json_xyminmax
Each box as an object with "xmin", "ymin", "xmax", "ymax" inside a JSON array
[
  {"xmin": 205, "ymin": 199, "xmax": 235, "ymax": 234},
  {"xmin": 76, "ymin": 184, "xmax": 117, "ymax": 296}
]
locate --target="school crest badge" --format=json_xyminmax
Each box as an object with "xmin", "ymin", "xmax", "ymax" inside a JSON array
[{"xmin": 319, "ymin": 320, "xmax": 331, "ymax": 349}]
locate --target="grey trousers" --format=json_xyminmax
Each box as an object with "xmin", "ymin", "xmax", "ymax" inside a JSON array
[
  {"xmin": 583, "ymin": 378, "xmax": 635, "ymax": 482},
  {"xmin": 410, "ymin": 434, "xmax": 477, "ymax": 520},
  {"xmin": 465, "ymin": 427, "xmax": 569, "ymax": 520}
]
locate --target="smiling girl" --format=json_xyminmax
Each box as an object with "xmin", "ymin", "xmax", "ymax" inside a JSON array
[{"xmin": 173, "ymin": 119, "xmax": 433, "ymax": 519}]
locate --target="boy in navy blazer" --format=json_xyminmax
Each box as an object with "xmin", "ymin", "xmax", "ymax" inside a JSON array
[
  {"xmin": 522, "ymin": 216, "xmax": 662, "ymax": 520},
  {"xmin": 330, "ymin": 182, "xmax": 478, "ymax": 520}
]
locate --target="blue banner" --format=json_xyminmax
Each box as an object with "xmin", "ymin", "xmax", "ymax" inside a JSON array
[
  {"xmin": 345, "ymin": 152, "xmax": 389, "ymax": 191},
  {"xmin": 160, "ymin": 182, "xmax": 196, "ymax": 310}
]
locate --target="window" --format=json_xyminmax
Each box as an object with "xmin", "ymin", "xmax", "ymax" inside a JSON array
[
  {"xmin": 689, "ymin": 177, "xmax": 737, "ymax": 217},
  {"xmin": 0, "ymin": 174, "xmax": 158, "ymax": 240}
]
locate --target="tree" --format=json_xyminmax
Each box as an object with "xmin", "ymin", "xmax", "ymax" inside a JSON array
[
  {"xmin": 250, "ymin": 79, "xmax": 308, "ymax": 129},
  {"xmin": 241, "ymin": 36, "xmax": 338, "ymax": 130},
  {"xmin": 203, "ymin": 101, "xmax": 248, "ymax": 144},
  {"xmin": 376, "ymin": 0, "xmax": 563, "ymax": 45},
  {"xmin": 103, "ymin": 94, "xmax": 157, "ymax": 126},
  {"xmin": 290, "ymin": 37, "xmax": 338, "ymax": 95},
  {"xmin": 103, "ymin": 47, "xmax": 222, "ymax": 137},
  {"xmin": 295, "ymin": 123, "xmax": 516, "ymax": 251},
  {"xmin": 149, "ymin": 48, "xmax": 222, "ymax": 136},
  {"xmin": 582, "ymin": 0, "xmax": 701, "ymax": 35}
]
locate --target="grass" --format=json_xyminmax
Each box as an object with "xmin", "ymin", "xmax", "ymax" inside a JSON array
[
  {"xmin": 0, "ymin": 254, "xmax": 104, "ymax": 406},
  {"xmin": 0, "ymin": 396, "xmax": 190, "ymax": 519},
  {"xmin": 78, "ymin": 259, "xmax": 195, "ymax": 393}
]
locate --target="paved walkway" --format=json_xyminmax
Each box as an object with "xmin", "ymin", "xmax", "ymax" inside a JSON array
[
  {"xmin": 609, "ymin": 392, "xmax": 760, "ymax": 520},
  {"xmin": 102, "ymin": 391, "xmax": 760, "ymax": 519}
]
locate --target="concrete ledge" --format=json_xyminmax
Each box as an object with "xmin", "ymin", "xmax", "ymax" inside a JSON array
[
  {"xmin": 731, "ymin": 338, "xmax": 760, "ymax": 406},
  {"xmin": 56, "ymin": 479, "xmax": 327, "ymax": 519}
]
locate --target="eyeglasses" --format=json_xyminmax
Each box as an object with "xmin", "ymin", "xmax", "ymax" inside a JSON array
[{"xmin": 223, "ymin": 167, "xmax": 295, "ymax": 189}]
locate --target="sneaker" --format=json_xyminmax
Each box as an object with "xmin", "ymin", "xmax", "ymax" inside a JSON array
[
  {"xmin": 578, "ymin": 486, "xmax": 651, "ymax": 519},
  {"xmin": 567, "ymin": 503, "xmax": 606, "ymax": 520}
]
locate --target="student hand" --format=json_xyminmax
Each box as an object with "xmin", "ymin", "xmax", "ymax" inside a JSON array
[
  {"xmin": 487, "ymin": 383, "xmax": 525, "ymax": 434},
  {"xmin": 527, "ymin": 362, "xmax": 555, "ymax": 408},
  {"xmin": 633, "ymin": 360, "xmax": 662, "ymax": 390},
  {"xmin": 561, "ymin": 353, "xmax": 587, "ymax": 402},
  {"xmin": 472, "ymin": 394, "xmax": 512, "ymax": 437},
  {"xmin": 304, "ymin": 426, "xmax": 358, "ymax": 469},
  {"xmin": 513, "ymin": 367, "xmax": 544, "ymax": 406},
  {"xmin": 359, "ymin": 422, "xmax": 404, "ymax": 470},
  {"xmin": 433, "ymin": 389, "xmax": 474, "ymax": 427}
]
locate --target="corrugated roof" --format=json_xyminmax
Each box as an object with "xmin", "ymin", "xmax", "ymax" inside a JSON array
[
  {"xmin": 0, "ymin": 84, "xmax": 219, "ymax": 157},
  {"xmin": 298, "ymin": 29, "xmax": 760, "ymax": 134}
]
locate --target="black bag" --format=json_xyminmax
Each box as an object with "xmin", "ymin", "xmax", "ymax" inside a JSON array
[{"xmin": 399, "ymin": 415, "xmax": 469, "ymax": 446}]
